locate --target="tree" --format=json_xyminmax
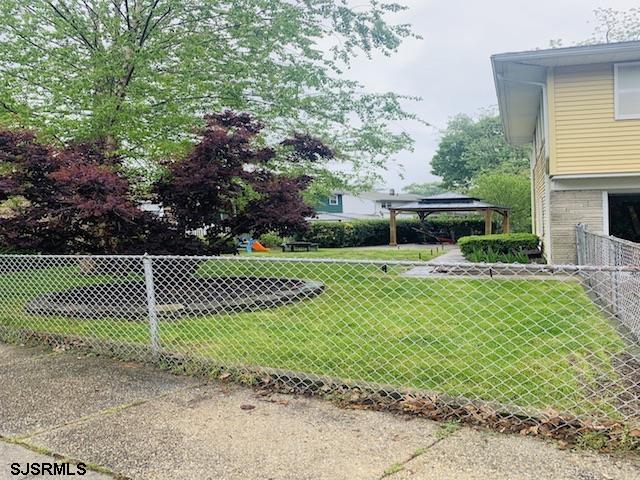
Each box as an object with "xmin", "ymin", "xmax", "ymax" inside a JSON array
[
  {"xmin": 430, "ymin": 114, "xmax": 528, "ymax": 190},
  {"xmin": 0, "ymin": 130, "xmax": 198, "ymax": 254},
  {"xmin": 0, "ymin": 1, "xmax": 419, "ymax": 185},
  {"xmin": 549, "ymin": 7, "xmax": 640, "ymax": 48},
  {"xmin": 156, "ymin": 111, "xmax": 324, "ymax": 252},
  {"xmin": 404, "ymin": 181, "xmax": 446, "ymax": 196},
  {"xmin": 581, "ymin": 7, "xmax": 640, "ymax": 44},
  {"xmin": 0, "ymin": 111, "xmax": 326, "ymax": 254},
  {"xmin": 1, "ymin": 131, "xmax": 139, "ymax": 253},
  {"xmin": 468, "ymin": 172, "xmax": 531, "ymax": 233}
]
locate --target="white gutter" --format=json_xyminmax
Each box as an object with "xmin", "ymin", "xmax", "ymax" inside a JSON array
[{"xmin": 496, "ymin": 74, "xmax": 549, "ymax": 160}]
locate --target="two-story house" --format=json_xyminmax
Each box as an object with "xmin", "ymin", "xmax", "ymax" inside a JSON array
[
  {"xmin": 492, "ymin": 41, "xmax": 640, "ymax": 263},
  {"xmin": 315, "ymin": 190, "xmax": 422, "ymax": 221}
]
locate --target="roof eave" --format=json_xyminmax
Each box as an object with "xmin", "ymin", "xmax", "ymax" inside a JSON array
[
  {"xmin": 491, "ymin": 56, "xmax": 514, "ymax": 145},
  {"xmin": 490, "ymin": 40, "xmax": 640, "ymax": 66},
  {"xmin": 491, "ymin": 59, "xmax": 546, "ymax": 146},
  {"xmin": 492, "ymin": 41, "xmax": 640, "ymax": 146}
]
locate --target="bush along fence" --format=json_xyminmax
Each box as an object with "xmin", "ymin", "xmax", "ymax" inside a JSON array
[
  {"xmin": 1, "ymin": 254, "xmax": 639, "ymax": 448},
  {"xmin": 576, "ymin": 224, "xmax": 640, "ymax": 342}
]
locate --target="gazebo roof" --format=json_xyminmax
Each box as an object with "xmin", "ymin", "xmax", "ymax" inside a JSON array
[
  {"xmin": 387, "ymin": 192, "xmax": 511, "ymax": 245},
  {"xmin": 389, "ymin": 192, "xmax": 510, "ymax": 212},
  {"xmin": 419, "ymin": 192, "xmax": 479, "ymax": 202}
]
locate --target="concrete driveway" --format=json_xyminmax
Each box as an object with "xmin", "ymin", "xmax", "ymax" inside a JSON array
[{"xmin": 0, "ymin": 343, "xmax": 638, "ymax": 480}]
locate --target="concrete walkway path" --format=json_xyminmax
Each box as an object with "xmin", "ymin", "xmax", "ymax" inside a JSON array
[
  {"xmin": 424, "ymin": 246, "xmax": 466, "ymax": 264},
  {"xmin": 0, "ymin": 343, "xmax": 638, "ymax": 480},
  {"xmin": 403, "ymin": 247, "xmax": 468, "ymax": 277}
]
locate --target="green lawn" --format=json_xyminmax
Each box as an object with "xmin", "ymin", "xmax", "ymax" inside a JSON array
[
  {"xmin": 238, "ymin": 246, "xmax": 445, "ymax": 262},
  {"xmin": 0, "ymin": 254, "xmax": 627, "ymax": 419}
]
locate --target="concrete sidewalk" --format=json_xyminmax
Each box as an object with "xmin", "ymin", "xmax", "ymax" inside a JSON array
[
  {"xmin": 425, "ymin": 246, "xmax": 467, "ymax": 264},
  {"xmin": 404, "ymin": 247, "xmax": 469, "ymax": 277},
  {"xmin": 0, "ymin": 343, "xmax": 638, "ymax": 480}
]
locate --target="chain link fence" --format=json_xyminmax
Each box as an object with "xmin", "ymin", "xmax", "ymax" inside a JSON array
[
  {"xmin": 0, "ymin": 253, "xmax": 639, "ymax": 438},
  {"xmin": 576, "ymin": 224, "xmax": 640, "ymax": 341}
]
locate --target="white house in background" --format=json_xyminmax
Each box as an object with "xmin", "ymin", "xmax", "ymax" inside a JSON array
[
  {"xmin": 314, "ymin": 190, "xmax": 423, "ymax": 221},
  {"xmin": 139, "ymin": 201, "xmax": 164, "ymax": 217}
]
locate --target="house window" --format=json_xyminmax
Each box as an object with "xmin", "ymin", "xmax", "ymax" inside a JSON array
[
  {"xmin": 328, "ymin": 195, "xmax": 339, "ymax": 206},
  {"xmin": 608, "ymin": 193, "xmax": 640, "ymax": 242},
  {"xmin": 381, "ymin": 201, "xmax": 392, "ymax": 209},
  {"xmin": 614, "ymin": 63, "xmax": 640, "ymax": 119}
]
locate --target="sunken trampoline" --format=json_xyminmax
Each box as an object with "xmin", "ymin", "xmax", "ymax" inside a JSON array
[{"xmin": 25, "ymin": 277, "xmax": 325, "ymax": 319}]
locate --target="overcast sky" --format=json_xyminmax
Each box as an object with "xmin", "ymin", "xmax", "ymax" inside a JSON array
[{"xmin": 346, "ymin": 0, "xmax": 639, "ymax": 191}]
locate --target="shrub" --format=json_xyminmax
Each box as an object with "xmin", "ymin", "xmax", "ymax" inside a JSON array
[
  {"xmin": 259, "ymin": 232, "xmax": 285, "ymax": 248},
  {"xmin": 301, "ymin": 216, "xmax": 496, "ymax": 248},
  {"xmin": 411, "ymin": 216, "xmax": 498, "ymax": 242},
  {"xmin": 458, "ymin": 233, "xmax": 540, "ymax": 259},
  {"xmin": 465, "ymin": 247, "xmax": 531, "ymax": 264}
]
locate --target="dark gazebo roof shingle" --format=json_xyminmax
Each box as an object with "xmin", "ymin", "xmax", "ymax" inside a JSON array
[{"xmin": 389, "ymin": 192, "xmax": 510, "ymax": 212}]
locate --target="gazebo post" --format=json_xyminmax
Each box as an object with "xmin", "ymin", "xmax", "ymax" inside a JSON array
[
  {"xmin": 484, "ymin": 209, "xmax": 493, "ymax": 235},
  {"xmin": 389, "ymin": 209, "xmax": 398, "ymax": 246},
  {"xmin": 502, "ymin": 210, "xmax": 511, "ymax": 234}
]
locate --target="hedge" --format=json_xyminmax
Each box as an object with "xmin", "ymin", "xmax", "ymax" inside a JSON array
[
  {"xmin": 458, "ymin": 233, "xmax": 540, "ymax": 257},
  {"xmin": 300, "ymin": 216, "xmax": 498, "ymax": 248}
]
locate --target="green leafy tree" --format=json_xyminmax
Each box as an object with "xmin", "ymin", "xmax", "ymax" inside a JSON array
[
  {"xmin": 430, "ymin": 114, "xmax": 528, "ymax": 190},
  {"xmin": 468, "ymin": 172, "xmax": 531, "ymax": 233},
  {"xmin": 0, "ymin": 0, "xmax": 419, "ymax": 185},
  {"xmin": 404, "ymin": 181, "xmax": 446, "ymax": 196},
  {"xmin": 581, "ymin": 7, "xmax": 640, "ymax": 44},
  {"xmin": 550, "ymin": 7, "xmax": 640, "ymax": 47}
]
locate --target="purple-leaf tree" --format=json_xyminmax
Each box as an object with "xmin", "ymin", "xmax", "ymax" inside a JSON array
[
  {"xmin": 155, "ymin": 111, "xmax": 330, "ymax": 253},
  {"xmin": 0, "ymin": 111, "xmax": 331, "ymax": 255},
  {"xmin": 0, "ymin": 131, "xmax": 199, "ymax": 254}
]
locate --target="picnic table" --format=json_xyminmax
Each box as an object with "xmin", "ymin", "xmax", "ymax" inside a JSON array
[{"xmin": 281, "ymin": 241, "xmax": 319, "ymax": 252}]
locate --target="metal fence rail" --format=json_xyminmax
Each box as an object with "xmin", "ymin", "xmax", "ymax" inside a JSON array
[
  {"xmin": 0, "ymin": 253, "xmax": 638, "ymax": 433},
  {"xmin": 576, "ymin": 224, "xmax": 640, "ymax": 340}
]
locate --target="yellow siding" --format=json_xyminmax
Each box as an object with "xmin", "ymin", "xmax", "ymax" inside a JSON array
[
  {"xmin": 532, "ymin": 148, "xmax": 546, "ymax": 237},
  {"xmin": 531, "ymin": 104, "xmax": 547, "ymax": 240},
  {"xmin": 552, "ymin": 63, "xmax": 640, "ymax": 175}
]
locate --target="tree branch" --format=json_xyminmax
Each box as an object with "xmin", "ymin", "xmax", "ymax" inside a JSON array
[
  {"xmin": 138, "ymin": 0, "xmax": 161, "ymax": 47},
  {"xmin": 110, "ymin": 0, "xmax": 129, "ymax": 26},
  {"xmin": 123, "ymin": 0, "xmax": 131, "ymax": 29},
  {"xmin": 44, "ymin": 1, "xmax": 96, "ymax": 51},
  {"xmin": 145, "ymin": 7, "xmax": 172, "ymax": 43}
]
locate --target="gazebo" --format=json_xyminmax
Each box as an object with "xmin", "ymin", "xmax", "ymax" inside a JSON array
[{"xmin": 388, "ymin": 192, "xmax": 511, "ymax": 246}]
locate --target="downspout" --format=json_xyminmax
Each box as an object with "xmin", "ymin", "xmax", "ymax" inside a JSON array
[{"xmin": 529, "ymin": 148, "xmax": 536, "ymax": 234}]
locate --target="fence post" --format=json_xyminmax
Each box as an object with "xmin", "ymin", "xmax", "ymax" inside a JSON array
[
  {"xmin": 607, "ymin": 240, "xmax": 618, "ymax": 315},
  {"xmin": 143, "ymin": 254, "xmax": 160, "ymax": 359},
  {"xmin": 613, "ymin": 242, "xmax": 621, "ymax": 315},
  {"xmin": 576, "ymin": 224, "xmax": 584, "ymax": 265}
]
